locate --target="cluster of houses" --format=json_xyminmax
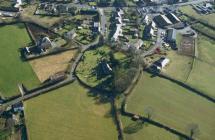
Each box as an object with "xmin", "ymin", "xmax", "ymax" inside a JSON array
[
  {"xmin": 0, "ymin": 0, "xmax": 25, "ymax": 17},
  {"xmin": 111, "ymin": 8, "xmax": 124, "ymax": 42},
  {"xmin": 36, "ymin": 3, "xmax": 78, "ymax": 16}
]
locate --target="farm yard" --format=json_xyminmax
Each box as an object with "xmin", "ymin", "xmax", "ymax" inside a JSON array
[
  {"xmin": 0, "ymin": 24, "xmax": 40, "ymax": 98},
  {"xmin": 126, "ymin": 72, "xmax": 215, "ymax": 140},
  {"xmin": 30, "ymin": 50, "xmax": 77, "ymax": 82},
  {"xmin": 24, "ymin": 82, "xmax": 117, "ymax": 140},
  {"xmin": 179, "ymin": 5, "xmax": 215, "ymax": 26}
]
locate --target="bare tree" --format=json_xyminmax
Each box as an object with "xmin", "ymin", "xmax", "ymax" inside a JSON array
[
  {"xmin": 186, "ymin": 123, "xmax": 200, "ymax": 139},
  {"xmin": 144, "ymin": 106, "xmax": 154, "ymax": 120}
]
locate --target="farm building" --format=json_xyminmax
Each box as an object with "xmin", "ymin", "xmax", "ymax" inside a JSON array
[
  {"xmin": 166, "ymin": 13, "xmax": 180, "ymax": 24},
  {"xmin": 153, "ymin": 14, "xmax": 172, "ymax": 28},
  {"xmin": 166, "ymin": 28, "xmax": 176, "ymax": 43},
  {"xmin": 153, "ymin": 57, "xmax": 170, "ymax": 70},
  {"xmin": 36, "ymin": 37, "xmax": 53, "ymax": 51},
  {"xmin": 12, "ymin": 102, "xmax": 24, "ymax": 112}
]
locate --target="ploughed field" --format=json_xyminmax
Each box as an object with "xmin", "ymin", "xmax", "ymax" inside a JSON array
[
  {"xmin": 126, "ymin": 72, "xmax": 215, "ymax": 140},
  {"xmin": 24, "ymin": 82, "xmax": 117, "ymax": 140},
  {"xmin": 0, "ymin": 24, "xmax": 40, "ymax": 98}
]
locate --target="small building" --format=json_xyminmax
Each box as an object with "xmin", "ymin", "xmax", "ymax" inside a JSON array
[
  {"xmin": 100, "ymin": 61, "xmax": 112, "ymax": 75},
  {"xmin": 93, "ymin": 22, "xmax": 101, "ymax": 32},
  {"xmin": 166, "ymin": 12, "xmax": 181, "ymax": 24},
  {"xmin": 153, "ymin": 57, "xmax": 170, "ymax": 70},
  {"xmin": 154, "ymin": 14, "xmax": 172, "ymax": 28},
  {"xmin": 12, "ymin": 102, "xmax": 24, "ymax": 112},
  {"xmin": 143, "ymin": 15, "xmax": 151, "ymax": 25},
  {"xmin": 14, "ymin": 0, "xmax": 23, "ymax": 8},
  {"xmin": 36, "ymin": 37, "xmax": 53, "ymax": 51},
  {"xmin": 166, "ymin": 28, "xmax": 176, "ymax": 43}
]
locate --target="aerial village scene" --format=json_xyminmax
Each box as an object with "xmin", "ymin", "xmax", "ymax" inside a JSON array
[{"xmin": 0, "ymin": 0, "xmax": 215, "ymax": 140}]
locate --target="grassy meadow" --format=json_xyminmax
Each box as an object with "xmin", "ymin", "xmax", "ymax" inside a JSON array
[
  {"xmin": 0, "ymin": 24, "xmax": 40, "ymax": 98},
  {"xmin": 126, "ymin": 72, "xmax": 215, "ymax": 140},
  {"xmin": 164, "ymin": 51, "xmax": 193, "ymax": 81},
  {"xmin": 24, "ymin": 82, "xmax": 117, "ymax": 140},
  {"xmin": 121, "ymin": 116, "xmax": 179, "ymax": 140},
  {"xmin": 197, "ymin": 35, "xmax": 215, "ymax": 64},
  {"xmin": 186, "ymin": 35, "xmax": 215, "ymax": 98}
]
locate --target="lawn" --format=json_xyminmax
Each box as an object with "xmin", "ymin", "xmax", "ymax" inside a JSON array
[
  {"xmin": 127, "ymin": 72, "xmax": 215, "ymax": 140},
  {"xmin": 24, "ymin": 82, "xmax": 117, "ymax": 140},
  {"xmin": 121, "ymin": 116, "xmax": 179, "ymax": 140},
  {"xmin": 179, "ymin": 5, "xmax": 215, "ymax": 26},
  {"xmin": 0, "ymin": 24, "xmax": 40, "ymax": 98},
  {"xmin": 164, "ymin": 51, "xmax": 193, "ymax": 81}
]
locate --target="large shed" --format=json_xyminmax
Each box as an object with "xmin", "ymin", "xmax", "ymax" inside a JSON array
[{"xmin": 153, "ymin": 14, "xmax": 172, "ymax": 28}]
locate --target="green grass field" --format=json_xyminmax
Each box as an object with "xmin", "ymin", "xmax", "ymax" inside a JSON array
[
  {"xmin": 164, "ymin": 51, "xmax": 193, "ymax": 81},
  {"xmin": 187, "ymin": 60, "xmax": 215, "ymax": 99},
  {"xmin": 179, "ymin": 5, "xmax": 215, "ymax": 26},
  {"xmin": 121, "ymin": 116, "xmax": 179, "ymax": 140},
  {"xmin": 192, "ymin": 23, "xmax": 215, "ymax": 39},
  {"xmin": 197, "ymin": 35, "xmax": 215, "ymax": 65},
  {"xmin": 0, "ymin": 24, "xmax": 40, "ymax": 98},
  {"xmin": 127, "ymin": 72, "xmax": 215, "ymax": 140},
  {"xmin": 186, "ymin": 35, "xmax": 215, "ymax": 98},
  {"xmin": 24, "ymin": 82, "xmax": 117, "ymax": 140}
]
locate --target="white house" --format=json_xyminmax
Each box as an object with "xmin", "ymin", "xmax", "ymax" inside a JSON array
[
  {"xmin": 133, "ymin": 39, "xmax": 144, "ymax": 50},
  {"xmin": 112, "ymin": 9, "xmax": 124, "ymax": 42},
  {"xmin": 154, "ymin": 57, "xmax": 170, "ymax": 70}
]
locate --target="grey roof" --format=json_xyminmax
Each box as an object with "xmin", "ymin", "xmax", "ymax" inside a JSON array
[{"xmin": 167, "ymin": 28, "xmax": 176, "ymax": 42}]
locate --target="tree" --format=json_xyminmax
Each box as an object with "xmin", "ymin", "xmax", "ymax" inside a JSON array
[
  {"xmin": 186, "ymin": 123, "xmax": 200, "ymax": 139},
  {"xmin": 131, "ymin": 53, "xmax": 147, "ymax": 69},
  {"xmin": 123, "ymin": 120, "xmax": 143, "ymax": 134},
  {"xmin": 114, "ymin": 67, "xmax": 138, "ymax": 93},
  {"xmin": 144, "ymin": 106, "xmax": 154, "ymax": 120}
]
